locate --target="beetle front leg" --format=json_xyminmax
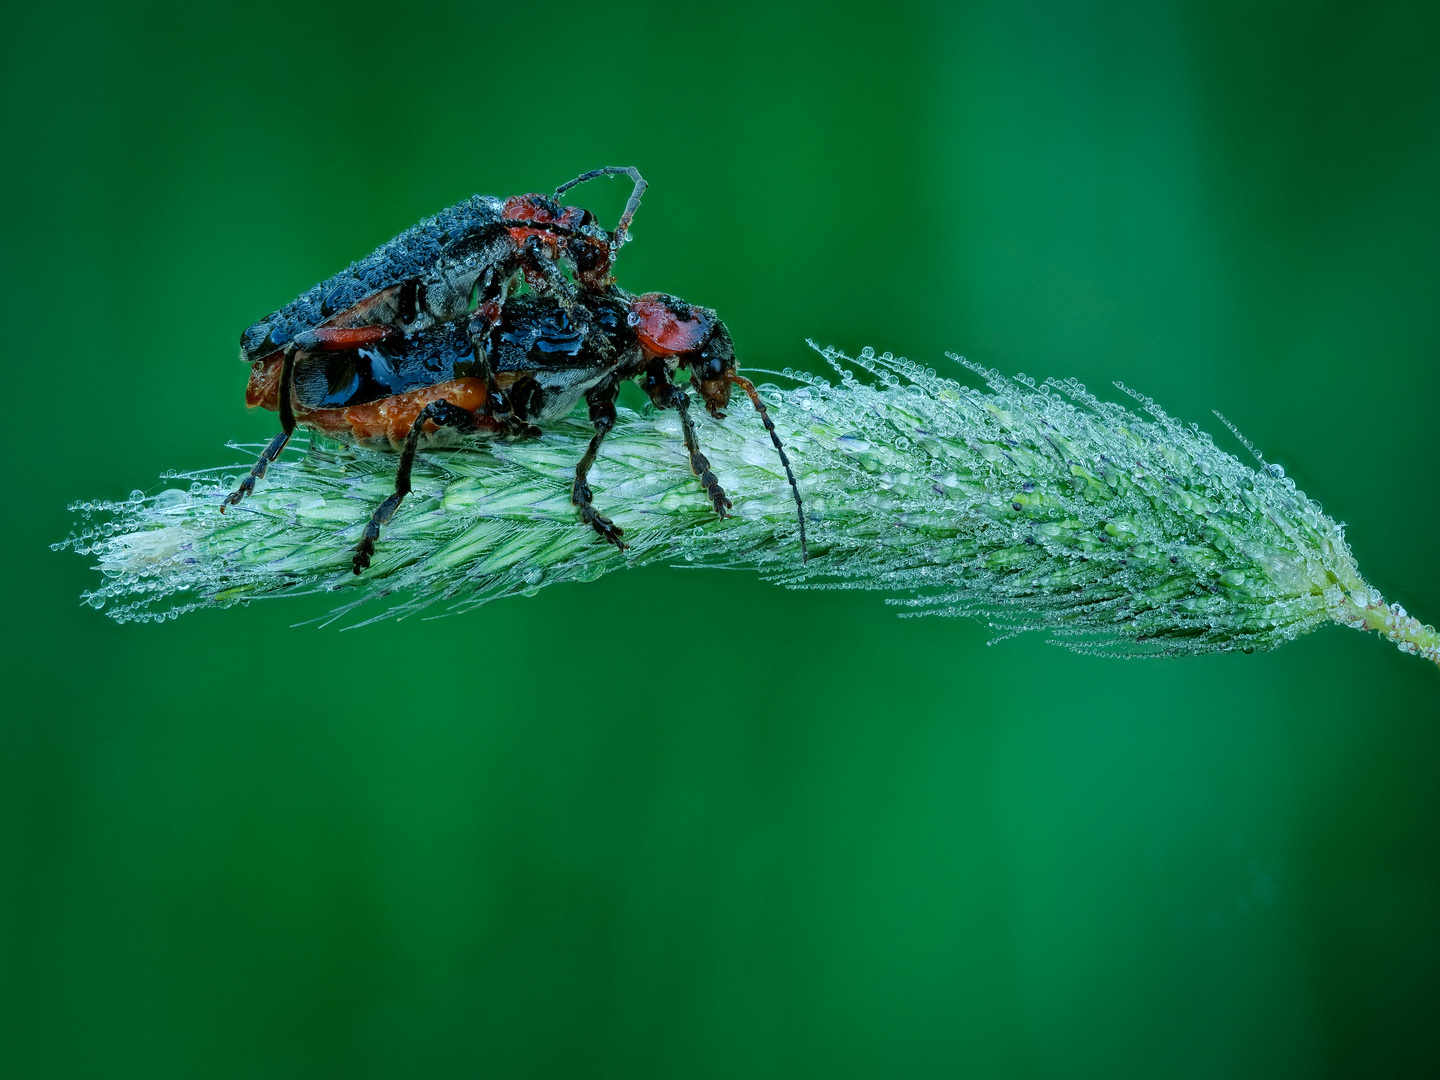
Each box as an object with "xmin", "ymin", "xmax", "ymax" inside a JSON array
[
  {"xmin": 572, "ymin": 384, "xmax": 626, "ymax": 549},
  {"xmin": 518, "ymin": 235, "xmax": 576, "ymax": 309},
  {"xmin": 643, "ymin": 360, "xmax": 732, "ymax": 518},
  {"xmin": 353, "ymin": 399, "xmax": 477, "ymax": 574},
  {"xmin": 468, "ymin": 271, "xmax": 514, "ymax": 428},
  {"xmin": 464, "ymin": 314, "xmax": 540, "ymax": 441}
]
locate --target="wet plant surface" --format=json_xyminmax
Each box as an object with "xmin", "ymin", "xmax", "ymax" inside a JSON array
[{"xmin": 64, "ymin": 348, "xmax": 1438, "ymax": 665}]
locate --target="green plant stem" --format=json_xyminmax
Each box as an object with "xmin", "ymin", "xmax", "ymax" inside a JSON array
[{"xmin": 60, "ymin": 347, "xmax": 1438, "ymax": 667}]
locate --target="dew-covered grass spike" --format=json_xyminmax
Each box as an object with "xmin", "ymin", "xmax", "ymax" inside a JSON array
[{"xmin": 59, "ymin": 347, "xmax": 1439, "ymax": 665}]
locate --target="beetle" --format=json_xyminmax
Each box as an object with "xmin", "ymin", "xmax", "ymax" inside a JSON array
[
  {"xmin": 237, "ymin": 288, "xmax": 807, "ymax": 573},
  {"xmin": 226, "ymin": 168, "xmax": 648, "ymax": 507}
]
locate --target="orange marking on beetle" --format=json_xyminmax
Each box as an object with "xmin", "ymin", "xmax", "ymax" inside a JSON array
[
  {"xmin": 298, "ymin": 378, "xmax": 491, "ymax": 450},
  {"xmin": 631, "ymin": 295, "xmax": 710, "ymax": 357},
  {"xmin": 301, "ymin": 325, "xmax": 395, "ymax": 349},
  {"xmin": 502, "ymin": 195, "xmax": 584, "ymax": 227},
  {"xmin": 502, "ymin": 194, "xmax": 546, "ymax": 221},
  {"xmin": 503, "ymin": 195, "xmax": 589, "ymax": 257}
]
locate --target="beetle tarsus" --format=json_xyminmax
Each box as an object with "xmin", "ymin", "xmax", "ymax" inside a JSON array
[
  {"xmin": 576, "ymin": 493, "xmax": 627, "ymax": 549},
  {"xmin": 352, "ymin": 398, "xmax": 477, "ymax": 574},
  {"xmin": 222, "ymin": 429, "xmax": 288, "ymax": 509},
  {"xmin": 353, "ymin": 492, "xmax": 404, "ymax": 574}
]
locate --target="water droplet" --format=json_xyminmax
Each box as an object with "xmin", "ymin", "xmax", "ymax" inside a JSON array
[
  {"xmin": 152, "ymin": 488, "xmax": 191, "ymax": 509},
  {"xmin": 1266, "ymin": 462, "xmax": 1284, "ymax": 479}
]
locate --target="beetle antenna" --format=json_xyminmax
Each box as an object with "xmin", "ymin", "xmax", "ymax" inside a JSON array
[
  {"xmin": 727, "ymin": 374, "xmax": 808, "ymax": 562},
  {"xmin": 553, "ymin": 166, "xmax": 647, "ymax": 249}
]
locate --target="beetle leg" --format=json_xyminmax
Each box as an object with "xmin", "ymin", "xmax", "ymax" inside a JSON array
[
  {"xmin": 571, "ymin": 384, "xmax": 626, "ymax": 549},
  {"xmin": 353, "ymin": 399, "xmax": 477, "ymax": 575},
  {"xmin": 517, "ymin": 234, "xmax": 576, "ymax": 309},
  {"xmin": 463, "ymin": 314, "xmax": 537, "ymax": 441},
  {"xmin": 474, "ymin": 266, "xmax": 510, "ymax": 328},
  {"xmin": 673, "ymin": 390, "xmax": 732, "ymax": 518},
  {"xmin": 644, "ymin": 360, "xmax": 732, "ymax": 518},
  {"xmin": 223, "ymin": 344, "xmax": 298, "ymax": 509},
  {"xmin": 226, "ymin": 327, "xmax": 407, "ymax": 508}
]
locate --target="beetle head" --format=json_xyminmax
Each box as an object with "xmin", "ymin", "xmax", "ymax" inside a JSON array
[{"xmin": 630, "ymin": 294, "xmax": 736, "ymax": 417}]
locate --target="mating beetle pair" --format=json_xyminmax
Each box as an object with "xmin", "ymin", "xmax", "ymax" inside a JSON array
[{"xmin": 227, "ymin": 168, "xmax": 806, "ymax": 572}]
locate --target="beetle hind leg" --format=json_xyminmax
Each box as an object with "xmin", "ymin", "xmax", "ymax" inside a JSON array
[
  {"xmin": 223, "ymin": 345, "xmax": 297, "ymax": 510},
  {"xmin": 227, "ymin": 326, "xmax": 404, "ymax": 511},
  {"xmin": 572, "ymin": 390, "xmax": 627, "ymax": 550},
  {"xmin": 353, "ymin": 399, "xmax": 477, "ymax": 574}
]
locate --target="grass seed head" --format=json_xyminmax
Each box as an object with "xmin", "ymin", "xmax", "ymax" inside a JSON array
[{"xmin": 59, "ymin": 347, "xmax": 1438, "ymax": 665}]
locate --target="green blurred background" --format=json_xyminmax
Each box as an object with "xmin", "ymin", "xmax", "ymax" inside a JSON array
[{"xmin": 3, "ymin": 1, "xmax": 1438, "ymax": 1076}]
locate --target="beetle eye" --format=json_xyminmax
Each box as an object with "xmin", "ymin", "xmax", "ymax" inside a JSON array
[{"xmin": 703, "ymin": 354, "xmax": 726, "ymax": 379}]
